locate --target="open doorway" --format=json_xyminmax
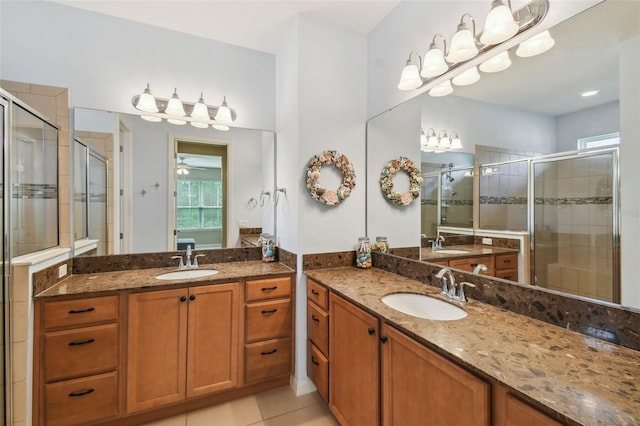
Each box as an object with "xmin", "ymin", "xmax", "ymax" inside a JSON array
[{"xmin": 173, "ymin": 141, "xmax": 227, "ymax": 250}]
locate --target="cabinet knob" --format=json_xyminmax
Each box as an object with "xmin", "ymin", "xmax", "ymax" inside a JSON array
[
  {"xmin": 368, "ymin": 327, "xmax": 375, "ymax": 336},
  {"xmin": 189, "ymin": 295, "xmax": 196, "ymax": 301},
  {"xmin": 380, "ymin": 335, "xmax": 388, "ymax": 344},
  {"xmin": 180, "ymin": 296, "xmax": 187, "ymax": 302}
]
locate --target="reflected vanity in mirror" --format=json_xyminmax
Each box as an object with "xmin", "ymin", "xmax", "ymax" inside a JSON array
[
  {"xmin": 366, "ymin": 0, "xmax": 638, "ymax": 308},
  {"xmin": 72, "ymin": 107, "xmax": 276, "ymax": 256}
]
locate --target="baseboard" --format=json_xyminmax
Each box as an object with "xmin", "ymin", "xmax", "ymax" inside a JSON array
[{"xmin": 290, "ymin": 375, "xmax": 317, "ymax": 396}]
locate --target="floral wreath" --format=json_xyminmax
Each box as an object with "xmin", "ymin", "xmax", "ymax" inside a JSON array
[
  {"xmin": 306, "ymin": 150, "xmax": 356, "ymax": 206},
  {"xmin": 380, "ymin": 157, "xmax": 423, "ymax": 206}
]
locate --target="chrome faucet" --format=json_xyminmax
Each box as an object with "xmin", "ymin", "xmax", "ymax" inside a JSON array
[
  {"xmin": 435, "ymin": 235, "xmax": 445, "ymax": 249},
  {"xmin": 473, "ymin": 264, "xmax": 488, "ymax": 275},
  {"xmin": 171, "ymin": 255, "xmax": 185, "ymax": 269},
  {"xmin": 436, "ymin": 267, "xmax": 456, "ymax": 298},
  {"xmin": 456, "ymin": 282, "xmax": 476, "ymax": 303},
  {"xmin": 185, "ymin": 245, "xmax": 193, "ymax": 268},
  {"xmin": 172, "ymin": 245, "xmax": 203, "ymax": 269}
]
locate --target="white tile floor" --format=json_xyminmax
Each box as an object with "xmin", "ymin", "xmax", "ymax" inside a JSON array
[{"xmin": 143, "ymin": 386, "xmax": 339, "ymax": 426}]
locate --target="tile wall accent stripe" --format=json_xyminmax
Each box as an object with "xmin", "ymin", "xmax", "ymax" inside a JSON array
[
  {"xmin": 534, "ymin": 197, "xmax": 613, "ymax": 205},
  {"xmin": 372, "ymin": 252, "xmax": 640, "ymax": 352},
  {"xmin": 421, "ymin": 200, "xmax": 438, "ymax": 206},
  {"xmin": 479, "ymin": 196, "xmax": 527, "ymax": 205},
  {"xmin": 33, "ymin": 258, "xmax": 73, "ymax": 294},
  {"xmin": 303, "ymin": 251, "xmax": 356, "ymax": 270},
  {"xmin": 12, "ymin": 183, "xmax": 57, "ymax": 199}
]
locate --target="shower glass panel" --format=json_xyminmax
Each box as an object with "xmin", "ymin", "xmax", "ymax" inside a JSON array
[
  {"xmin": 74, "ymin": 140, "xmax": 88, "ymax": 240},
  {"xmin": 440, "ymin": 167, "xmax": 474, "ymax": 228},
  {"xmin": 479, "ymin": 160, "xmax": 528, "ymax": 231},
  {"xmin": 11, "ymin": 105, "xmax": 58, "ymax": 256},
  {"xmin": 1, "ymin": 99, "xmax": 7, "ymax": 425},
  {"xmin": 88, "ymin": 153, "xmax": 108, "ymax": 255},
  {"xmin": 420, "ymin": 174, "xmax": 439, "ymax": 237},
  {"xmin": 532, "ymin": 151, "xmax": 617, "ymax": 303}
]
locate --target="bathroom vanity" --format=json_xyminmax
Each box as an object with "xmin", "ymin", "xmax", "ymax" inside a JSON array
[{"xmin": 32, "ymin": 261, "xmax": 294, "ymax": 426}]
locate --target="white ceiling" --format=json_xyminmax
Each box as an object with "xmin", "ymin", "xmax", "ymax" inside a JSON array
[{"xmin": 49, "ymin": 0, "xmax": 400, "ymax": 54}]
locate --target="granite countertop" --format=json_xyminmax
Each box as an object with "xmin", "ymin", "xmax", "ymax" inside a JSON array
[
  {"xmin": 306, "ymin": 267, "xmax": 640, "ymax": 426},
  {"xmin": 240, "ymin": 234, "xmax": 262, "ymax": 247},
  {"xmin": 421, "ymin": 244, "xmax": 519, "ymax": 261},
  {"xmin": 36, "ymin": 261, "xmax": 294, "ymax": 298}
]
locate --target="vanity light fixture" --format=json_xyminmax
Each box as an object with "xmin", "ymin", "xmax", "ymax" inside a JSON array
[
  {"xmin": 515, "ymin": 29, "xmax": 555, "ymax": 57},
  {"xmin": 397, "ymin": 0, "xmax": 549, "ymax": 93},
  {"xmin": 452, "ymin": 66, "xmax": 481, "ymax": 86},
  {"xmin": 480, "ymin": 0, "xmax": 519, "ymax": 45},
  {"xmin": 132, "ymin": 84, "xmax": 238, "ymax": 131},
  {"xmin": 479, "ymin": 50, "xmax": 512, "ymax": 73}
]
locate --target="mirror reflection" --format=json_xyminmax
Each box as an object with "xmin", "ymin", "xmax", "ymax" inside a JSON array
[
  {"xmin": 367, "ymin": 0, "xmax": 638, "ymax": 308},
  {"xmin": 73, "ymin": 108, "xmax": 276, "ymax": 255}
]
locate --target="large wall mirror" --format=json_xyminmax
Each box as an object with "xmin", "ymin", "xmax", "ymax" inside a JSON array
[
  {"xmin": 72, "ymin": 107, "xmax": 276, "ymax": 256},
  {"xmin": 366, "ymin": 1, "xmax": 639, "ymax": 309}
]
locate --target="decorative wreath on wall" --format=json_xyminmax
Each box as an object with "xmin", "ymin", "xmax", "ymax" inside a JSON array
[
  {"xmin": 306, "ymin": 150, "xmax": 356, "ymax": 206},
  {"xmin": 380, "ymin": 157, "xmax": 423, "ymax": 206}
]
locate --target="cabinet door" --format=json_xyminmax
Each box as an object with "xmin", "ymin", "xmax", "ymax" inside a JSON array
[
  {"xmin": 187, "ymin": 283, "xmax": 240, "ymax": 398},
  {"xmin": 127, "ymin": 288, "xmax": 188, "ymax": 413},
  {"xmin": 329, "ymin": 294, "xmax": 380, "ymax": 426},
  {"xmin": 381, "ymin": 324, "xmax": 489, "ymax": 426}
]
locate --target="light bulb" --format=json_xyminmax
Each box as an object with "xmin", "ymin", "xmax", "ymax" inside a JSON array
[
  {"xmin": 397, "ymin": 60, "xmax": 422, "ymax": 90},
  {"xmin": 452, "ymin": 66, "xmax": 481, "ymax": 86},
  {"xmin": 516, "ymin": 30, "xmax": 555, "ymax": 58},
  {"xmin": 480, "ymin": 0, "xmax": 519, "ymax": 45},
  {"xmin": 479, "ymin": 50, "xmax": 512, "ymax": 73},
  {"xmin": 429, "ymin": 80, "xmax": 453, "ymax": 97}
]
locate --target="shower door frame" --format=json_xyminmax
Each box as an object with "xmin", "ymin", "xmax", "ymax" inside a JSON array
[
  {"xmin": 1, "ymin": 94, "xmax": 10, "ymax": 426},
  {"xmin": 528, "ymin": 147, "xmax": 621, "ymax": 302}
]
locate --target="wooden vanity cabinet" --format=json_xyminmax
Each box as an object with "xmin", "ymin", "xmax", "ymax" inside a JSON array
[
  {"xmin": 244, "ymin": 276, "xmax": 293, "ymax": 384},
  {"xmin": 307, "ymin": 279, "xmax": 330, "ymax": 402},
  {"xmin": 494, "ymin": 254, "xmax": 518, "ymax": 281},
  {"xmin": 492, "ymin": 384, "xmax": 563, "ymax": 426},
  {"xmin": 449, "ymin": 255, "xmax": 496, "ymax": 276},
  {"xmin": 36, "ymin": 295, "xmax": 120, "ymax": 426},
  {"xmin": 327, "ymin": 291, "xmax": 490, "ymax": 426},
  {"xmin": 433, "ymin": 252, "xmax": 519, "ymax": 281},
  {"xmin": 127, "ymin": 282, "xmax": 240, "ymax": 413}
]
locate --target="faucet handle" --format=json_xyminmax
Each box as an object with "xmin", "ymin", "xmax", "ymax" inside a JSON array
[
  {"xmin": 457, "ymin": 281, "xmax": 476, "ymax": 302},
  {"xmin": 171, "ymin": 255, "xmax": 185, "ymax": 269},
  {"xmin": 440, "ymin": 277, "xmax": 449, "ymax": 296},
  {"xmin": 193, "ymin": 254, "xmax": 205, "ymax": 268}
]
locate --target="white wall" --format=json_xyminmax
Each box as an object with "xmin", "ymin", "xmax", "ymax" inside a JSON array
[
  {"xmin": 555, "ymin": 101, "xmax": 620, "ymax": 152},
  {"xmin": 0, "ymin": 1, "xmax": 275, "ymax": 130}
]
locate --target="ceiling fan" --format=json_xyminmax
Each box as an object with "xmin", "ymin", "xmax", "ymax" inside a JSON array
[{"xmin": 176, "ymin": 156, "xmax": 205, "ymax": 175}]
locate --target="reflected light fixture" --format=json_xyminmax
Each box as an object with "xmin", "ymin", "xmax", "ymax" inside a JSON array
[
  {"xmin": 516, "ymin": 29, "xmax": 555, "ymax": 57},
  {"xmin": 429, "ymin": 80, "xmax": 453, "ymax": 97},
  {"xmin": 421, "ymin": 35, "xmax": 449, "ymax": 79},
  {"xmin": 452, "ymin": 66, "xmax": 481, "ymax": 86},
  {"xmin": 132, "ymin": 84, "xmax": 238, "ymax": 131},
  {"xmin": 421, "ymin": 129, "xmax": 463, "ymax": 153},
  {"xmin": 446, "ymin": 14, "xmax": 479, "ymax": 63},
  {"xmin": 581, "ymin": 89, "xmax": 600, "ymax": 97},
  {"xmin": 397, "ymin": 52, "xmax": 423, "ymax": 90},
  {"xmin": 479, "ymin": 50, "xmax": 512, "ymax": 73},
  {"xmin": 480, "ymin": 0, "xmax": 519, "ymax": 45},
  {"xmin": 450, "ymin": 132, "xmax": 463, "ymax": 149}
]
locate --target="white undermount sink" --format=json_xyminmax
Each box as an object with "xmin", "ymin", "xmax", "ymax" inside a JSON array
[
  {"xmin": 381, "ymin": 293, "xmax": 467, "ymax": 321},
  {"xmin": 155, "ymin": 269, "xmax": 219, "ymax": 280},
  {"xmin": 435, "ymin": 249, "xmax": 470, "ymax": 255}
]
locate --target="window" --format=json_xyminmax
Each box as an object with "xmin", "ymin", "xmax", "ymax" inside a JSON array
[
  {"xmin": 177, "ymin": 179, "xmax": 223, "ymax": 229},
  {"xmin": 577, "ymin": 132, "xmax": 620, "ymax": 150}
]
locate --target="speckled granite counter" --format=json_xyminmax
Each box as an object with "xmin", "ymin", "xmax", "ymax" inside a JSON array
[
  {"xmin": 421, "ymin": 244, "xmax": 519, "ymax": 261},
  {"xmin": 240, "ymin": 234, "xmax": 262, "ymax": 247},
  {"xmin": 306, "ymin": 267, "xmax": 640, "ymax": 426},
  {"xmin": 36, "ymin": 261, "xmax": 294, "ymax": 298}
]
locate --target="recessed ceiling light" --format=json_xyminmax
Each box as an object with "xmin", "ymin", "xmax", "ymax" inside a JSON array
[{"xmin": 581, "ymin": 90, "xmax": 600, "ymax": 97}]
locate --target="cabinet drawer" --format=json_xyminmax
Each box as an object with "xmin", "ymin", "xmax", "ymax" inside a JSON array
[
  {"xmin": 44, "ymin": 371, "xmax": 119, "ymax": 426},
  {"xmin": 307, "ymin": 279, "xmax": 328, "ymax": 311},
  {"xmin": 496, "ymin": 254, "xmax": 518, "ymax": 271},
  {"xmin": 245, "ymin": 338, "xmax": 291, "ymax": 383},
  {"xmin": 43, "ymin": 296, "xmax": 119, "ymax": 330},
  {"xmin": 307, "ymin": 301, "xmax": 329, "ymax": 356},
  {"xmin": 246, "ymin": 299, "xmax": 291, "ymax": 342},
  {"xmin": 246, "ymin": 277, "xmax": 291, "ymax": 301},
  {"xmin": 308, "ymin": 341, "xmax": 329, "ymax": 403},
  {"xmin": 449, "ymin": 256, "xmax": 495, "ymax": 275},
  {"xmin": 495, "ymin": 269, "xmax": 518, "ymax": 281}
]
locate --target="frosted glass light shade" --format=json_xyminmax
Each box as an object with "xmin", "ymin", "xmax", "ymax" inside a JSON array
[
  {"xmin": 167, "ymin": 118, "xmax": 187, "ymax": 125},
  {"xmin": 427, "ymin": 134, "xmax": 439, "ymax": 148},
  {"xmin": 446, "ymin": 25, "xmax": 479, "ymax": 63},
  {"xmin": 141, "ymin": 115, "xmax": 162, "ymax": 122},
  {"xmin": 215, "ymin": 97, "xmax": 234, "ymax": 124},
  {"xmin": 190, "ymin": 94, "xmax": 210, "ymax": 128},
  {"xmin": 439, "ymin": 134, "xmax": 451, "ymax": 149},
  {"xmin": 165, "ymin": 89, "xmax": 186, "ymax": 117},
  {"xmin": 420, "ymin": 131, "xmax": 428, "ymax": 146},
  {"xmin": 450, "ymin": 134, "xmax": 463, "ymax": 149},
  {"xmin": 397, "ymin": 62, "xmax": 422, "ymax": 90},
  {"xmin": 212, "ymin": 124, "xmax": 230, "ymax": 131},
  {"xmin": 516, "ymin": 30, "xmax": 555, "ymax": 57},
  {"xmin": 480, "ymin": 1, "xmax": 518, "ymax": 45},
  {"xmin": 421, "ymin": 47, "xmax": 448, "ymax": 79},
  {"xmin": 429, "ymin": 80, "xmax": 453, "ymax": 97},
  {"xmin": 135, "ymin": 84, "xmax": 158, "ymax": 113},
  {"xmin": 452, "ymin": 66, "xmax": 481, "ymax": 86},
  {"xmin": 479, "ymin": 51, "xmax": 512, "ymax": 73}
]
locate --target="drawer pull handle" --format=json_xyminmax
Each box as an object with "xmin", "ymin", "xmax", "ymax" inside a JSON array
[
  {"xmin": 261, "ymin": 309, "xmax": 278, "ymax": 314},
  {"xmin": 311, "ymin": 356, "xmax": 319, "ymax": 366},
  {"xmin": 470, "ymin": 263, "xmax": 478, "ymax": 267},
  {"xmin": 68, "ymin": 388, "xmax": 95, "ymax": 397},
  {"xmin": 68, "ymin": 338, "xmax": 95, "ymax": 346},
  {"xmin": 311, "ymin": 289, "xmax": 320, "ymax": 296},
  {"xmin": 503, "ymin": 259, "xmax": 512, "ymax": 263},
  {"xmin": 68, "ymin": 308, "xmax": 95, "ymax": 314},
  {"xmin": 261, "ymin": 286, "xmax": 278, "ymax": 291},
  {"xmin": 311, "ymin": 315, "xmax": 320, "ymax": 322},
  {"xmin": 261, "ymin": 349, "xmax": 278, "ymax": 356}
]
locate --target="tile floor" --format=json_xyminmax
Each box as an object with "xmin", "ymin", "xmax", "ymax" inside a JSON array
[{"xmin": 143, "ymin": 386, "xmax": 339, "ymax": 426}]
